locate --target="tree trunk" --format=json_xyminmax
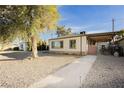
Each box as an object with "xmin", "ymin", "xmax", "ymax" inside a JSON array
[{"xmin": 31, "ymin": 35, "xmax": 38, "ymax": 58}]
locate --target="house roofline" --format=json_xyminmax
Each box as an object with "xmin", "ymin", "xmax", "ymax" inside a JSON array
[
  {"xmin": 49, "ymin": 31, "xmax": 119, "ymax": 40},
  {"xmin": 49, "ymin": 34, "xmax": 82, "ymax": 40}
]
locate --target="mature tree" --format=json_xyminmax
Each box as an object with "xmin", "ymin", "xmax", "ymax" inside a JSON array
[
  {"xmin": 0, "ymin": 5, "xmax": 59, "ymax": 58},
  {"xmin": 56, "ymin": 26, "xmax": 72, "ymax": 37},
  {"xmin": 66, "ymin": 28, "xmax": 72, "ymax": 34}
]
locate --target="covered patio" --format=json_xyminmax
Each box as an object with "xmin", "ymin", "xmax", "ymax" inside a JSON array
[
  {"xmin": 87, "ymin": 32, "xmax": 116, "ymax": 42},
  {"xmin": 86, "ymin": 32, "xmax": 117, "ymax": 55}
]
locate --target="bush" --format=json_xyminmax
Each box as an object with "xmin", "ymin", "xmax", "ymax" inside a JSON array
[
  {"xmin": 37, "ymin": 44, "xmax": 49, "ymax": 51},
  {"xmin": 13, "ymin": 47, "xmax": 19, "ymax": 51}
]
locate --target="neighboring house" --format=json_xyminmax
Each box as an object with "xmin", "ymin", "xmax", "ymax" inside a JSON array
[
  {"xmin": 118, "ymin": 38, "xmax": 124, "ymax": 47},
  {"xmin": 115, "ymin": 37, "xmax": 124, "ymax": 53},
  {"xmin": 49, "ymin": 31, "xmax": 117, "ymax": 55},
  {"xmin": 0, "ymin": 39, "xmax": 28, "ymax": 51},
  {"xmin": 13, "ymin": 40, "xmax": 28, "ymax": 51},
  {"xmin": 18, "ymin": 42, "xmax": 28, "ymax": 51}
]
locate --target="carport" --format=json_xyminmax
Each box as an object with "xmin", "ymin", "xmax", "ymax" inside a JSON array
[{"xmin": 86, "ymin": 32, "xmax": 117, "ymax": 55}]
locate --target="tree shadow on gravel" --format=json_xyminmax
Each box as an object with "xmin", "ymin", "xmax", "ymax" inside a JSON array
[
  {"xmin": 0, "ymin": 51, "xmax": 31, "ymax": 61},
  {"xmin": 0, "ymin": 51, "xmax": 80, "ymax": 61}
]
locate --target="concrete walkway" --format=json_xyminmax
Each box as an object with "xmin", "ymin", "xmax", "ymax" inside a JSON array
[{"xmin": 29, "ymin": 55, "xmax": 97, "ymax": 88}]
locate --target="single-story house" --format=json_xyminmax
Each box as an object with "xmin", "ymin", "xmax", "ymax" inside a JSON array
[
  {"xmin": 12, "ymin": 41, "xmax": 28, "ymax": 51},
  {"xmin": 118, "ymin": 37, "xmax": 124, "ymax": 47},
  {"xmin": 49, "ymin": 31, "xmax": 118, "ymax": 55},
  {"xmin": 115, "ymin": 37, "xmax": 124, "ymax": 53}
]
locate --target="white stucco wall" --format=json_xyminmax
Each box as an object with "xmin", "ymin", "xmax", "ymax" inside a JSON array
[{"xmin": 49, "ymin": 36, "xmax": 88, "ymax": 55}]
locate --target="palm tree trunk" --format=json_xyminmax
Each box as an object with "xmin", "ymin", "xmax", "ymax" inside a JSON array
[{"xmin": 31, "ymin": 35, "xmax": 38, "ymax": 58}]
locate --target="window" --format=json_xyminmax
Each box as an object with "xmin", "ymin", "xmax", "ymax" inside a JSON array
[
  {"xmin": 51, "ymin": 41, "xmax": 63, "ymax": 48},
  {"xmin": 69, "ymin": 40, "xmax": 76, "ymax": 49}
]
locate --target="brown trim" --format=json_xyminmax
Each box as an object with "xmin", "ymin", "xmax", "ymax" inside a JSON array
[{"xmin": 87, "ymin": 33, "xmax": 115, "ymax": 37}]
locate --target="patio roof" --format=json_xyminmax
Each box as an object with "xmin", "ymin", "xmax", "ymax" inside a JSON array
[{"xmin": 87, "ymin": 32, "xmax": 118, "ymax": 42}]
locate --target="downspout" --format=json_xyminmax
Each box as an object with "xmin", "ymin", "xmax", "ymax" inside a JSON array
[{"xmin": 80, "ymin": 35, "xmax": 82, "ymax": 56}]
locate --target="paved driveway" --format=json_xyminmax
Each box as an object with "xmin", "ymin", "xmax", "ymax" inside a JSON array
[{"xmin": 81, "ymin": 55, "xmax": 124, "ymax": 88}]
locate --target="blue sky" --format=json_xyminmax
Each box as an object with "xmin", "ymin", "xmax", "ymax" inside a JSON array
[{"xmin": 41, "ymin": 5, "xmax": 124, "ymax": 40}]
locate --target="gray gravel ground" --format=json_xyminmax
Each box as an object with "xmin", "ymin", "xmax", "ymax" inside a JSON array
[
  {"xmin": 81, "ymin": 55, "xmax": 124, "ymax": 88},
  {"xmin": 0, "ymin": 51, "xmax": 79, "ymax": 88}
]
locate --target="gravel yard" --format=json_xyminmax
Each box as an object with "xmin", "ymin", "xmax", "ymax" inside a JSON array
[
  {"xmin": 0, "ymin": 51, "xmax": 79, "ymax": 88},
  {"xmin": 81, "ymin": 55, "xmax": 124, "ymax": 88},
  {"xmin": 1, "ymin": 51, "xmax": 124, "ymax": 88}
]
